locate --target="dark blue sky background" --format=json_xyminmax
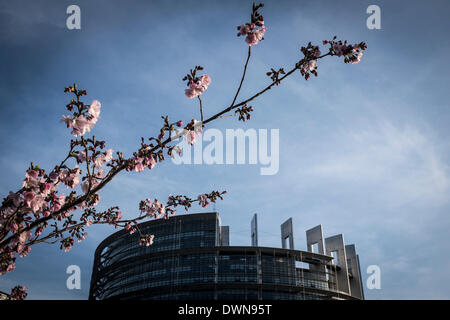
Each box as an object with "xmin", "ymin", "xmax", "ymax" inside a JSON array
[{"xmin": 1, "ymin": 0, "xmax": 450, "ymax": 299}]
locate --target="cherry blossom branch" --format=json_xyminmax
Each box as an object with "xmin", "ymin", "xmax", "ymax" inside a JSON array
[
  {"xmin": 0, "ymin": 2, "xmax": 367, "ymax": 298},
  {"xmin": 203, "ymin": 52, "xmax": 330, "ymax": 125},
  {"xmin": 0, "ymin": 37, "xmax": 365, "ymax": 261},
  {"xmin": 0, "ymin": 41, "xmax": 363, "ymax": 254}
]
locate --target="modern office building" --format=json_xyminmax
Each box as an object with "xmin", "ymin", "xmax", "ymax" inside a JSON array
[{"xmin": 89, "ymin": 212, "xmax": 364, "ymax": 300}]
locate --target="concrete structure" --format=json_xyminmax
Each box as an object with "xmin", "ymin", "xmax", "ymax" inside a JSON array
[
  {"xmin": 89, "ymin": 212, "xmax": 364, "ymax": 300},
  {"xmin": 325, "ymin": 234, "xmax": 351, "ymax": 295},
  {"xmin": 306, "ymin": 225, "xmax": 327, "ymax": 286},
  {"xmin": 280, "ymin": 217, "xmax": 294, "ymax": 250},
  {"xmin": 306, "ymin": 225, "xmax": 325, "ymax": 254},
  {"xmin": 220, "ymin": 226, "xmax": 229, "ymax": 246},
  {"xmin": 251, "ymin": 213, "xmax": 258, "ymax": 246},
  {"xmin": 345, "ymin": 244, "xmax": 365, "ymax": 300}
]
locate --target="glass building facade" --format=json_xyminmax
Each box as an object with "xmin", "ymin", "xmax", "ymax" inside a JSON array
[{"xmin": 89, "ymin": 212, "xmax": 362, "ymax": 300}]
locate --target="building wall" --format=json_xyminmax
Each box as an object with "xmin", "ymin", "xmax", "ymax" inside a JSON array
[{"xmin": 89, "ymin": 213, "xmax": 362, "ymax": 300}]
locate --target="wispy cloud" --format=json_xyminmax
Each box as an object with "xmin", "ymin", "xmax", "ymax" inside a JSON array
[{"xmin": 306, "ymin": 121, "xmax": 450, "ymax": 208}]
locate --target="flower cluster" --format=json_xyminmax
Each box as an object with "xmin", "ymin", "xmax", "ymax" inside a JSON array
[
  {"xmin": 185, "ymin": 119, "xmax": 203, "ymax": 145},
  {"xmin": 139, "ymin": 234, "xmax": 155, "ymax": 247},
  {"xmin": 61, "ymin": 84, "xmax": 101, "ymax": 137},
  {"xmin": 80, "ymin": 148, "xmax": 114, "ymax": 194},
  {"xmin": 323, "ymin": 37, "xmax": 367, "ymax": 64},
  {"xmin": 139, "ymin": 198, "xmax": 167, "ymax": 219},
  {"xmin": 0, "ymin": 98, "xmax": 119, "ymax": 274},
  {"xmin": 234, "ymin": 104, "xmax": 254, "ymax": 122},
  {"xmin": 10, "ymin": 285, "xmax": 27, "ymax": 300},
  {"xmin": 197, "ymin": 194, "xmax": 210, "ymax": 208},
  {"xmin": 126, "ymin": 144, "xmax": 157, "ymax": 173},
  {"xmin": 183, "ymin": 66, "xmax": 211, "ymax": 99},
  {"xmin": 237, "ymin": 3, "xmax": 266, "ymax": 46},
  {"xmin": 297, "ymin": 42, "xmax": 321, "ymax": 80},
  {"xmin": 0, "ymin": 166, "xmax": 71, "ymax": 269},
  {"xmin": 266, "ymin": 67, "xmax": 286, "ymax": 85}
]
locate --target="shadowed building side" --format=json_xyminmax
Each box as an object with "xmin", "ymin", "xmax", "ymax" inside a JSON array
[{"xmin": 89, "ymin": 212, "xmax": 364, "ymax": 300}]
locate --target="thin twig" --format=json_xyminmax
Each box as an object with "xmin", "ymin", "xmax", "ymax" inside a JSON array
[
  {"xmin": 230, "ymin": 46, "xmax": 252, "ymax": 108},
  {"xmin": 197, "ymin": 96, "xmax": 204, "ymax": 123}
]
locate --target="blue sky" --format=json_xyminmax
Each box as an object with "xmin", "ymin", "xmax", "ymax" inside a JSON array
[{"xmin": 1, "ymin": 0, "xmax": 450, "ymax": 299}]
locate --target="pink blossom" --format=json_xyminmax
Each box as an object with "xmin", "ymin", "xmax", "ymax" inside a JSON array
[
  {"xmin": 198, "ymin": 194, "xmax": 210, "ymax": 208},
  {"xmin": 61, "ymin": 115, "xmax": 74, "ymax": 128},
  {"xmin": 94, "ymin": 168, "xmax": 105, "ymax": 179},
  {"xmin": 237, "ymin": 24, "xmax": 252, "ymax": 36},
  {"xmin": 64, "ymin": 168, "xmax": 81, "ymax": 188},
  {"xmin": 10, "ymin": 286, "xmax": 27, "ymax": 300},
  {"xmin": 133, "ymin": 157, "xmax": 145, "ymax": 172},
  {"xmin": 41, "ymin": 183, "xmax": 53, "ymax": 197},
  {"xmin": 351, "ymin": 50, "xmax": 363, "ymax": 64},
  {"xmin": 48, "ymin": 171, "xmax": 58, "ymax": 181},
  {"xmin": 201, "ymin": 74, "xmax": 211, "ymax": 88},
  {"xmin": 59, "ymin": 168, "xmax": 79, "ymax": 188},
  {"xmin": 19, "ymin": 246, "xmax": 31, "ymax": 258},
  {"xmin": 88, "ymin": 100, "xmax": 101, "ymax": 119},
  {"xmin": 237, "ymin": 15, "xmax": 266, "ymax": 47},
  {"xmin": 71, "ymin": 115, "xmax": 94, "ymax": 137},
  {"xmin": 77, "ymin": 151, "xmax": 87, "ymax": 163},
  {"xmin": 23, "ymin": 191, "xmax": 35, "ymax": 203},
  {"xmin": 61, "ymin": 100, "xmax": 100, "ymax": 137},
  {"xmin": 145, "ymin": 154, "xmax": 156, "ymax": 170},
  {"xmin": 185, "ymin": 88, "xmax": 198, "ymax": 99},
  {"xmin": 332, "ymin": 43, "xmax": 346, "ymax": 56},
  {"xmin": 25, "ymin": 169, "xmax": 38, "ymax": 181},
  {"xmin": 103, "ymin": 149, "xmax": 114, "ymax": 162},
  {"xmin": 81, "ymin": 179, "xmax": 99, "ymax": 194},
  {"xmin": 77, "ymin": 232, "xmax": 87, "ymax": 243},
  {"xmin": 8, "ymin": 191, "xmax": 21, "ymax": 207},
  {"xmin": 22, "ymin": 169, "xmax": 40, "ymax": 188},
  {"xmin": 93, "ymin": 148, "xmax": 113, "ymax": 169},
  {"xmin": 185, "ymin": 119, "xmax": 202, "ymax": 145},
  {"xmin": 187, "ymin": 130, "xmax": 199, "ymax": 145},
  {"xmin": 18, "ymin": 231, "xmax": 29, "ymax": 245},
  {"xmin": 304, "ymin": 59, "xmax": 317, "ymax": 72},
  {"xmin": 139, "ymin": 234, "xmax": 155, "ymax": 247},
  {"xmin": 245, "ymin": 26, "xmax": 266, "ymax": 47},
  {"xmin": 50, "ymin": 194, "xmax": 65, "ymax": 212},
  {"xmin": 185, "ymin": 76, "xmax": 211, "ymax": 98},
  {"xmin": 29, "ymin": 194, "xmax": 46, "ymax": 213}
]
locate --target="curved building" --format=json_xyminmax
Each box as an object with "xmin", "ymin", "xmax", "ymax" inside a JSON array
[{"xmin": 89, "ymin": 212, "xmax": 364, "ymax": 300}]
